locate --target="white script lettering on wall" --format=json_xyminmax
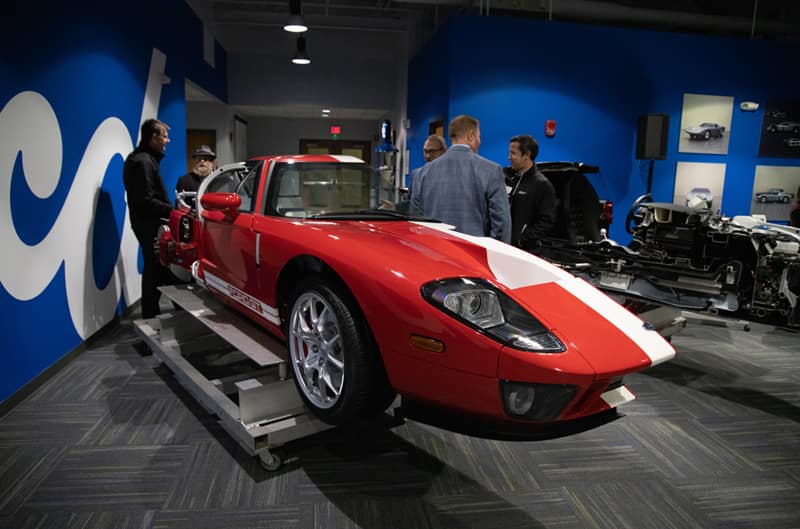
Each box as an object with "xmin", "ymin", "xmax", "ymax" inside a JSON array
[{"xmin": 0, "ymin": 49, "xmax": 167, "ymax": 339}]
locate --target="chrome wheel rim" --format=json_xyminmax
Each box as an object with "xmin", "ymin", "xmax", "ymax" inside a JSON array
[{"xmin": 289, "ymin": 292, "xmax": 344, "ymax": 409}]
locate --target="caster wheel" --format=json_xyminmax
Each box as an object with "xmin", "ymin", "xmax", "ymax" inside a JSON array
[{"xmin": 260, "ymin": 451, "xmax": 283, "ymax": 471}]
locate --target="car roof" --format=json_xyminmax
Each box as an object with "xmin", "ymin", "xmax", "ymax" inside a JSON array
[{"xmin": 247, "ymin": 154, "xmax": 366, "ymax": 164}]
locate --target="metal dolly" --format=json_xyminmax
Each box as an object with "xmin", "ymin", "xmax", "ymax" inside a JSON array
[{"xmin": 133, "ymin": 283, "xmax": 334, "ymax": 471}]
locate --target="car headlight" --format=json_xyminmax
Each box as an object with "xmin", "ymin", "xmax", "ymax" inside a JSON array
[{"xmin": 421, "ymin": 278, "xmax": 565, "ymax": 353}]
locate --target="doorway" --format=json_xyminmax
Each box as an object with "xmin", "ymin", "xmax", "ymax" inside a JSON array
[
  {"xmin": 299, "ymin": 139, "xmax": 372, "ymax": 165},
  {"xmin": 429, "ymin": 120, "xmax": 444, "ymax": 137}
]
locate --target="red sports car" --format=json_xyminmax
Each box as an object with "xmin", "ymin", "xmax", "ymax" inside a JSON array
[{"xmin": 158, "ymin": 154, "xmax": 674, "ymax": 427}]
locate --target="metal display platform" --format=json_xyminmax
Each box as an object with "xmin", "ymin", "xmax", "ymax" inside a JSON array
[{"xmin": 133, "ymin": 283, "xmax": 334, "ymax": 471}]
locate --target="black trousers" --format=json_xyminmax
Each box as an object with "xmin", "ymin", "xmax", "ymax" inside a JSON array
[{"xmin": 137, "ymin": 231, "xmax": 174, "ymax": 319}]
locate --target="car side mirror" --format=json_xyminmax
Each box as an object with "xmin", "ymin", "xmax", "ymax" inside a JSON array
[{"xmin": 201, "ymin": 192, "xmax": 241, "ymax": 221}]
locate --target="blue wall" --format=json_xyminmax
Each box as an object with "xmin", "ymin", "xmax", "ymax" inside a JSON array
[
  {"xmin": 407, "ymin": 16, "xmax": 800, "ymax": 242},
  {"xmin": 0, "ymin": 3, "xmax": 227, "ymax": 402}
]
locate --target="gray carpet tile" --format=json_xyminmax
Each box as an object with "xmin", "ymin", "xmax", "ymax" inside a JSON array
[
  {"xmin": 613, "ymin": 375, "xmax": 690, "ymax": 419},
  {"xmin": 424, "ymin": 491, "xmax": 581, "ymax": 529},
  {"xmin": 22, "ymin": 359, "xmax": 138, "ymax": 403},
  {"xmin": 150, "ymin": 507, "xmax": 308, "ymax": 529},
  {"xmin": 394, "ymin": 426, "xmax": 547, "ymax": 494},
  {"xmin": 0, "ymin": 445, "xmax": 69, "ymax": 517},
  {"xmin": 0, "ymin": 314, "xmax": 798, "ymax": 528},
  {"xmin": 23, "ymin": 445, "xmax": 192, "ymax": 511},
  {"xmin": 303, "ymin": 499, "xmax": 432, "ymax": 529},
  {"xmin": 1, "ymin": 510, "xmax": 156, "ymax": 529},
  {"xmin": 516, "ymin": 422, "xmax": 659, "ymax": 484},
  {"xmin": 698, "ymin": 416, "xmax": 800, "ymax": 469},
  {"xmin": 561, "ymin": 479, "xmax": 711, "ymax": 529},
  {"xmin": 78, "ymin": 394, "xmax": 217, "ymax": 447},
  {"xmin": 621, "ymin": 416, "xmax": 761, "ymax": 478},
  {"xmin": 675, "ymin": 475, "xmax": 800, "ymax": 529},
  {"xmin": 0, "ymin": 402, "xmax": 108, "ymax": 445}
]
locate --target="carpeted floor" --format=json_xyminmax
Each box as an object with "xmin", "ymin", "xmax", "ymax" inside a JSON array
[{"xmin": 1, "ymin": 310, "xmax": 798, "ymax": 529}]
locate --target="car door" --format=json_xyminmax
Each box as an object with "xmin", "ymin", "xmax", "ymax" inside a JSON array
[{"xmin": 201, "ymin": 162, "xmax": 263, "ymax": 296}]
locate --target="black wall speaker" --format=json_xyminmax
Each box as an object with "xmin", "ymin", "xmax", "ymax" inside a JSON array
[{"xmin": 636, "ymin": 114, "xmax": 669, "ymax": 160}]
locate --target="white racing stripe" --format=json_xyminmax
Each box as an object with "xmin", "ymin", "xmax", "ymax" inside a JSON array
[
  {"xmin": 412, "ymin": 222, "xmax": 571, "ymax": 288},
  {"xmin": 412, "ymin": 222, "xmax": 675, "ymax": 367},
  {"xmin": 557, "ymin": 276, "xmax": 675, "ymax": 366},
  {"xmin": 204, "ymin": 271, "xmax": 281, "ymax": 325}
]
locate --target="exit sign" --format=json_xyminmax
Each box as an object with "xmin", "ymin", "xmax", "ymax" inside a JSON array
[{"xmin": 330, "ymin": 125, "xmax": 341, "ymax": 135}]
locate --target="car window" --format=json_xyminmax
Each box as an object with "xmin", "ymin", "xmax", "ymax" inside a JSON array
[
  {"xmin": 236, "ymin": 164, "xmax": 261, "ymax": 212},
  {"xmin": 269, "ymin": 162, "xmax": 378, "ymax": 217},
  {"xmin": 207, "ymin": 167, "xmax": 245, "ymax": 194}
]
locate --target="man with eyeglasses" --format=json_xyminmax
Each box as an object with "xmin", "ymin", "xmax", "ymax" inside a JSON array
[
  {"xmin": 177, "ymin": 144, "xmax": 217, "ymax": 197},
  {"xmin": 123, "ymin": 118, "xmax": 175, "ymax": 319},
  {"xmin": 408, "ymin": 134, "xmax": 447, "ymax": 195},
  {"xmin": 394, "ymin": 134, "xmax": 447, "ymax": 213}
]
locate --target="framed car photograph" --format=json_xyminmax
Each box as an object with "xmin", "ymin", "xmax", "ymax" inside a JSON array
[
  {"xmin": 673, "ymin": 161, "xmax": 726, "ymax": 210},
  {"xmin": 758, "ymin": 101, "xmax": 800, "ymax": 159},
  {"xmin": 750, "ymin": 165, "xmax": 800, "ymax": 221},
  {"xmin": 678, "ymin": 93, "xmax": 734, "ymax": 155}
]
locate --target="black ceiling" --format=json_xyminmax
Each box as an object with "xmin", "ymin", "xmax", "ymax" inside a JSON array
[{"xmin": 207, "ymin": 0, "xmax": 800, "ymax": 43}]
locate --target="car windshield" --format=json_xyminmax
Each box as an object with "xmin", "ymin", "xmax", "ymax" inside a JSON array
[{"xmin": 270, "ymin": 161, "xmax": 383, "ymax": 218}]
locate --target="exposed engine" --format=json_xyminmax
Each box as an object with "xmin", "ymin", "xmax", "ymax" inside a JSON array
[{"xmin": 535, "ymin": 199, "xmax": 800, "ymax": 330}]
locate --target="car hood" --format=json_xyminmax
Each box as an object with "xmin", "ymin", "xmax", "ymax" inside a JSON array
[
  {"xmin": 685, "ymin": 125, "xmax": 709, "ymax": 132},
  {"xmin": 297, "ymin": 219, "xmax": 675, "ymax": 373}
]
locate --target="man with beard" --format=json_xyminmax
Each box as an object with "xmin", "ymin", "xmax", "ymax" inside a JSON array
[{"xmin": 177, "ymin": 144, "xmax": 217, "ymax": 200}]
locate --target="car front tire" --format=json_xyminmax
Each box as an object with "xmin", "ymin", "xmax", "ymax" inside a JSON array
[
  {"xmin": 287, "ymin": 277, "xmax": 394, "ymax": 425},
  {"xmin": 759, "ymin": 196, "xmax": 767, "ymax": 203}
]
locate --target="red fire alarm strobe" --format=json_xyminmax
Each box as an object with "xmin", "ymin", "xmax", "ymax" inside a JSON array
[
  {"xmin": 330, "ymin": 125, "xmax": 341, "ymax": 135},
  {"xmin": 545, "ymin": 120, "xmax": 556, "ymax": 137}
]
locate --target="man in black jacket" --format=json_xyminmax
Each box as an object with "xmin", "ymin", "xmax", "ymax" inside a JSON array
[
  {"xmin": 123, "ymin": 118, "xmax": 174, "ymax": 318},
  {"xmin": 505, "ymin": 134, "xmax": 556, "ymax": 250}
]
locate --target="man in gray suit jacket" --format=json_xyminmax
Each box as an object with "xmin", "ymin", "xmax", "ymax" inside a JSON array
[
  {"xmin": 407, "ymin": 134, "xmax": 447, "ymax": 195},
  {"xmin": 410, "ymin": 115, "xmax": 511, "ymax": 242}
]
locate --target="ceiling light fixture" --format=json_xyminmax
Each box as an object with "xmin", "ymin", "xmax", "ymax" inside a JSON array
[
  {"xmin": 292, "ymin": 36, "xmax": 311, "ymax": 65},
  {"xmin": 283, "ymin": 0, "xmax": 308, "ymax": 33}
]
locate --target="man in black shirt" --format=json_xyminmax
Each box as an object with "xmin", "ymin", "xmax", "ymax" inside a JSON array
[
  {"xmin": 505, "ymin": 134, "xmax": 556, "ymax": 250},
  {"xmin": 123, "ymin": 118, "xmax": 174, "ymax": 318}
]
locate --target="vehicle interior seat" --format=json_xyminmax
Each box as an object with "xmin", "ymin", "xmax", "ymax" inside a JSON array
[{"xmin": 539, "ymin": 162, "xmax": 603, "ymax": 243}]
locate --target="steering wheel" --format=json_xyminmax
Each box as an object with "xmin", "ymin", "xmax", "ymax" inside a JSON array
[{"xmin": 625, "ymin": 193, "xmax": 653, "ymax": 234}]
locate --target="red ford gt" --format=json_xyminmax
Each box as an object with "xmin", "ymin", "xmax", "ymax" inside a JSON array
[{"xmin": 158, "ymin": 155, "xmax": 674, "ymax": 427}]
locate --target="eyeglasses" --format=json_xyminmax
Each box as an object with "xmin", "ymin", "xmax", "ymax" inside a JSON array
[
  {"xmin": 195, "ymin": 156, "xmax": 214, "ymax": 162},
  {"xmin": 424, "ymin": 148, "xmax": 444, "ymax": 155}
]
